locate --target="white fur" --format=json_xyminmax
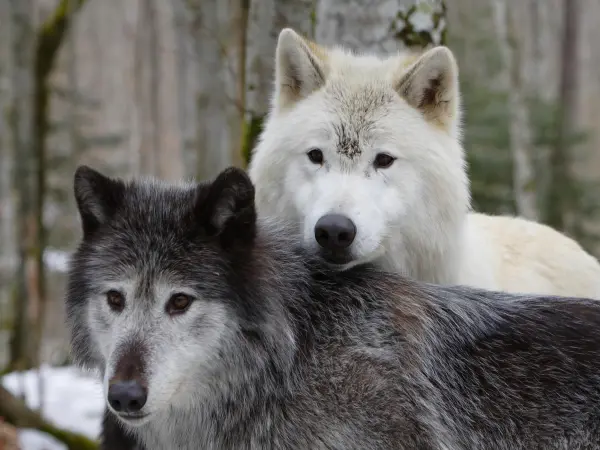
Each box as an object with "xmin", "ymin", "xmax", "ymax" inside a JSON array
[{"xmin": 249, "ymin": 28, "xmax": 600, "ymax": 298}]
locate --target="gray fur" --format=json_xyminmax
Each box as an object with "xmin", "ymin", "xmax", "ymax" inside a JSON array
[{"xmin": 67, "ymin": 166, "xmax": 600, "ymax": 450}]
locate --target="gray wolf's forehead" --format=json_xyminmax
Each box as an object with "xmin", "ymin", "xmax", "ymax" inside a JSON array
[{"xmin": 81, "ymin": 237, "xmax": 214, "ymax": 287}]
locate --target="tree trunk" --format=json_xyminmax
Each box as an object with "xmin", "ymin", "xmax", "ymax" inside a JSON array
[
  {"xmin": 547, "ymin": 0, "xmax": 580, "ymax": 233},
  {"xmin": 193, "ymin": 0, "xmax": 248, "ymax": 180},
  {"xmin": 243, "ymin": 0, "xmax": 316, "ymax": 165},
  {"xmin": 0, "ymin": 0, "xmax": 17, "ymax": 313},
  {"xmin": 316, "ymin": 0, "xmax": 447, "ymax": 53},
  {"xmin": 492, "ymin": 0, "xmax": 538, "ymax": 221},
  {"xmin": 130, "ymin": 0, "xmax": 185, "ymax": 181},
  {"xmin": 136, "ymin": 0, "xmax": 161, "ymax": 176},
  {"xmin": 0, "ymin": 417, "xmax": 19, "ymax": 450},
  {"xmin": 7, "ymin": 0, "xmax": 35, "ymax": 373},
  {"xmin": 27, "ymin": 0, "xmax": 89, "ymax": 373},
  {"xmin": 0, "ymin": 386, "xmax": 98, "ymax": 450}
]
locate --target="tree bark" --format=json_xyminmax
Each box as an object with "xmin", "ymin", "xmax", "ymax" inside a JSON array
[
  {"xmin": 0, "ymin": 417, "xmax": 19, "ymax": 450},
  {"xmin": 547, "ymin": 0, "xmax": 580, "ymax": 233},
  {"xmin": 0, "ymin": 385, "xmax": 98, "ymax": 450},
  {"xmin": 0, "ymin": 0, "xmax": 17, "ymax": 309},
  {"xmin": 28, "ymin": 0, "xmax": 89, "ymax": 372},
  {"xmin": 492, "ymin": 0, "xmax": 538, "ymax": 220},
  {"xmin": 7, "ymin": 0, "xmax": 35, "ymax": 373},
  {"xmin": 243, "ymin": 0, "xmax": 316, "ymax": 165},
  {"xmin": 193, "ymin": 0, "xmax": 248, "ymax": 180}
]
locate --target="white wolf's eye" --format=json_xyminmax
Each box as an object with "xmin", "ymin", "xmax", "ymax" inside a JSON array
[
  {"xmin": 307, "ymin": 148, "xmax": 324, "ymax": 165},
  {"xmin": 106, "ymin": 290, "xmax": 125, "ymax": 312},
  {"xmin": 373, "ymin": 153, "xmax": 396, "ymax": 169},
  {"xmin": 166, "ymin": 293, "xmax": 194, "ymax": 316}
]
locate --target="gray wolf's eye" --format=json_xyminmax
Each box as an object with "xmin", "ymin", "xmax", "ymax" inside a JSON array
[
  {"xmin": 307, "ymin": 148, "xmax": 324, "ymax": 165},
  {"xmin": 373, "ymin": 153, "xmax": 396, "ymax": 169},
  {"xmin": 106, "ymin": 290, "xmax": 125, "ymax": 312},
  {"xmin": 166, "ymin": 293, "xmax": 194, "ymax": 316}
]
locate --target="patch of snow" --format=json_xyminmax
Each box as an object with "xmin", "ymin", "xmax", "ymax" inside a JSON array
[
  {"xmin": 1, "ymin": 249, "xmax": 72, "ymax": 275},
  {"xmin": 43, "ymin": 249, "xmax": 71, "ymax": 274},
  {"xmin": 1, "ymin": 365, "xmax": 104, "ymax": 442},
  {"xmin": 18, "ymin": 429, "xmax": 68, "ymax": 450}
]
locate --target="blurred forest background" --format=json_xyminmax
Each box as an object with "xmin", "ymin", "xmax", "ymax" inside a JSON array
[{"xmin": 0, "ymin": 0, "xmax": 599, "ymax": 448}]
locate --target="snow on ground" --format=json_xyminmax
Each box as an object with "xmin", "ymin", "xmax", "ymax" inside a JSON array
[
  {"xmin": 1, "ymin": 365, "xmax": 104, "ymax": 449},
  {"xmin": 18, "ymin": 429, "xmax": 67, "ymax": 450}
]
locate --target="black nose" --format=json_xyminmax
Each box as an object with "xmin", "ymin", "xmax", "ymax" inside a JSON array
[
  {"xmin": 314, "ymin": 214, "xmax": 357, "ymax": 250},
  {"xmin": 107, "ymin": 380, "xmax": 148, "ymax": 413}
]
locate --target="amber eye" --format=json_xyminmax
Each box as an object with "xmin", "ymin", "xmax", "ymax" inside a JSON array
[
  {"xmin": 307, "ymin": 148, "xmax": 324, "ymax": 165},
  {"xmin": 106, "ymin": 290, "xmax": 125, "ymax": 311},
  {"xmin": 166, "ymin": 293, "xmax": 193, "ymax": 315},
  {"xmin": 373, "ymin": 153, "xmax": 396, "ymax": 169}
]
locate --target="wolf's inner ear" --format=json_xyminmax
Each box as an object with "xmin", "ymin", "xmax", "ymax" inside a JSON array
[
  {"xmin": 195, "ymin": 167, "xmax": 257, "ymax": 246},
  {"xmin": 73, "ymin": 165, "xmax": 125, "ymax": 238},
  {"xmin": 274, "ymin": 28, "xmax": 328, "ymax": 111},
  {"xmin": 393, "ymin": 46, "xmax": 460, "ymax": 134}
]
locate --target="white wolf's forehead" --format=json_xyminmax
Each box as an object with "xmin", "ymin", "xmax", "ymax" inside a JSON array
[{"xmin": 316, "ymin": 81, "xmax": 399, "ymax": 160}]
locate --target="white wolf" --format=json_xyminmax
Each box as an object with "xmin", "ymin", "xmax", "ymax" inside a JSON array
[{"xmin": 248, "ymin": 28, "xmax": 600, "ymax": 298}]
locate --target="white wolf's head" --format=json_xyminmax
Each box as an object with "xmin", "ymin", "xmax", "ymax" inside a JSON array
[{"xmin": 249, "ymin": 29, "xmax": 470, "ymax": 278}]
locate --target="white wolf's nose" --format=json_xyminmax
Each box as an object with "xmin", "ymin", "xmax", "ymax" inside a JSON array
[{"xmin": 314, "ymin": 214, "xmax": 357, "ymax": 250}]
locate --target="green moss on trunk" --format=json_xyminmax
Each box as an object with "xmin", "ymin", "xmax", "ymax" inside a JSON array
[
  {"xmin": 241, "ymin": 115, "xmax": 264, "ymax": 166},
  {"xmin": 28, "ymin": 0, "xmax": 88, "ymax": 367}
]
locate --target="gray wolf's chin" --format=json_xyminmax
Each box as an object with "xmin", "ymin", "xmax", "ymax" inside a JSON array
[{"xmin": 114, "ymin": 412, "xmax": 152, "ymax": 427}]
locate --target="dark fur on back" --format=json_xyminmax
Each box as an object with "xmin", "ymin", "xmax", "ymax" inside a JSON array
[{"xmin": 67, "ymin": 166, "xmax": 600, "ymax": 450}]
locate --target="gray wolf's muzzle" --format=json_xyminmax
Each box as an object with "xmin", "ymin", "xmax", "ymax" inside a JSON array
[
  {"xmin": 107, "ymin": 339, "xmax": 150, "ymax": 420},
  {"xmin": 108, "ymin": 380, "xmax": 148, "ymax": 414}
]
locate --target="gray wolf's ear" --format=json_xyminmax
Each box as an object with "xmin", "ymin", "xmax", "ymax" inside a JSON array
[
  {"xmin": 393, "ymin": 46, "xmax": 460, "ymax": 133},
  {"xmin": 274, "ymin": 28, "xmax": 328, "ymax": 111},
  {"xmin": 195, "ymin": 167, "xmax": 256, "ymax": 247},
  {"xmin": 73, "ymin": 165, "xmax": 125, "ymax": 238}
]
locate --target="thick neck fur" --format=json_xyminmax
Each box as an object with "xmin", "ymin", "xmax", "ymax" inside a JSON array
[
  {"xmin": 102, "ymin": 222, "xmax": 600, "ymax": 450},
  {"xmin": 378, "ymin": 207, "xmax": 467, "ymax": 285},
  {"xmin": 118, "ymin": 224, "xmax": 430, "ymax": 449},
  {"xmin": 116, "ymin": 226, "xmax": 321, "ymax": 448}
]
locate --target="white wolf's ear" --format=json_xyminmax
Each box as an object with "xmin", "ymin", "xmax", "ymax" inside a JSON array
[
  {"xmin": 73, "ymin": 165, "xmax": 125, "ymax": 238},
  {"xmin": 195, "ymin": 167, "xmax": 256, "ymax": 247},
  {"xmin": 393, "ymin": 46, "xmax": 459, "ymax": 132},
  {"xmin": 274, "ymin": 28, "xmax": 328, "ymax": 111}
]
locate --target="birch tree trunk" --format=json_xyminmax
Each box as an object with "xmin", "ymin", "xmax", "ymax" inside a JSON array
[
  {"xmin": 243, "ymin": 0, "xmax": 316, "ymax": 164},
  {"xmin": 135, "ymin": 0, "xmax": 161, "ymax": 177},
  {"xmin": 28, "ymin": 0, "xmax": 89, "ymax": 371},
  {"xmin": 492, "ymin": 0, "xmax": 538, "ymax": 221},
  {"xmin": 8, "ymin": 0, "xmax": 35, "ymax": 371},
  {"xmin": 316, "ymin": 0, "xmax": 447, "ymax": 53},
  {"xmin": 547, "ymin": 0, "xmax": 580, "ymax": 233},
  {"xmin": 0, "ymin": 0, "xmax": 16, "ymax": 298},
  {"xmin": 192, "ymin": 0, "xmax": 247, "ymax": 181}
]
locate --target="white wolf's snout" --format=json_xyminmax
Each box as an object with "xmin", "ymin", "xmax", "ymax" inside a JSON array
[
  {"xmin": 313, "ymin": 213, "xmax": 357, "ymax": 264},
  {"xmin": 301, "ymin": 173, "xmax": 387, "ymax": 267}
]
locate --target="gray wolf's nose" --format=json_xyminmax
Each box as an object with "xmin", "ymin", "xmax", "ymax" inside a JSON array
[{"xmin": 107, "ymin": 380, "xmax": 148, "ymax": 413}]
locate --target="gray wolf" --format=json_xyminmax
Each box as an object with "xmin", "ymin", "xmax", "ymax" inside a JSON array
[
  {"xmin": 248, "ymin": 28, "xmax": 600, "ymax": 298},
  {"xmin": 67, "ymin": 165, "xmax": 600, "ymax": 449}
]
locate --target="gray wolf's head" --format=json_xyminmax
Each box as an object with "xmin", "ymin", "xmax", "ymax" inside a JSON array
[
  {"xmin": 67, "ymin": 166, "xmax": 292, "ymax": 426},
  {"xmin": 249, "ymin": 29, "xmax": 470, "ymax": 270}
]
